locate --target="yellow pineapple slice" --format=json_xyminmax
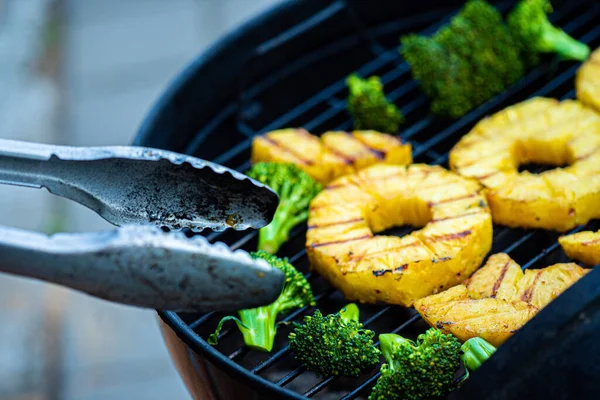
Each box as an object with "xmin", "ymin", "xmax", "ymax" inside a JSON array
[
  {"xmin": 414, "ymin": 253, "xmax": 590, "ymax": 346},
  {"xmin": 450, "ymin": 97, "xmax": 600, "ymax": 231},
  {"xmin": 465, "ymin": 252, "xmax": 523, "ymax": 301},
  {"xmin": 515, "ymin": 263, "xmax": 589, "ymax": 309},
  {"xmin": 251, "ymin": 129, "xmax": 412, "ymax": 184},
  {"xmin": 306, "ymin": 164, "xmax": 492, "ymax": 306},
  {"xmin": 416, "ymin": 296, "xmax": 537, "ymax": 347},
  {"xmin": 576, "ymin": 47, "xmax": 600, "ymax": 112},
  {"xmin": 559, "ymin": 230, "xmax": 600, "ymax": 266}
]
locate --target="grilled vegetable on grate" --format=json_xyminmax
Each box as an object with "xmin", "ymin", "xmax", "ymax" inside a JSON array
[
  {"xmin": 251, "ymin": 128, "xmax": 412, "ymax": 184},
  {"xmin": 401, "ymin": 0, "xmax": 526, "ymax": 118},
  {"xmin": 508, "ymin": 0, "xmax": 590, "ymax": 62},
  {"xmin": 414, "ymin": 253, "xmax": 590, "ymax": 346},
  {"xmin": 246, "ymin": 162, "xmax": 322, "ymax": 254},
  {"xmin": 208, "ymin": 251, "xmax": 315, "ymax": 352},
  {"xmin": 460, "ymin": 337, "xmax": 496, "ymax": 379},
  {"xmin": 559, "ymin": 230, "xmax": 600, "ymax": 266},
  {"xmin": 306, "ymin": 163, "xmax": 492, "ymax": 307},
  {"xmin": 368, "ymin": 329, "xmax": 462, "ymax": 400},
  {"xmin": 288, "ymin": 303, "xmax": 380, "ymax": 377},
  {"xmin": 346, "ymin": 74, "xmax": 404, "ymax": 134},
  {"xmin": 576, "ymin": 47, "xmax": 600, "ymax": 112},
  {"xmin": 450, "ymin": 97, "xmax": 600, "ymax": 231}
]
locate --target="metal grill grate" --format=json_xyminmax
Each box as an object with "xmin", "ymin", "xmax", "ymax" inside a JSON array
[{"xmin": 158, "ymin": 1, "xmax": 600, "ymax": 398}]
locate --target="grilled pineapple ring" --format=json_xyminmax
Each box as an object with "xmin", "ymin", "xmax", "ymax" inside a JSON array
[
  {"xmin": 415, "ymin": 253, "xmax": 590, "ymax": 346},
  {"xmin": 251, "ymin": 128, "xmax": 412, "ymax": 184},
  {"xmin": 576, "ymin": 47, "xmax": 600, "ymax": 112},
  {"xmin": 450, "ymin": 97, "xmax": 600, "ymax": 231},
  {"xmin": 306, "ymin": 164, "xmax": 492, "ymax": 307}
]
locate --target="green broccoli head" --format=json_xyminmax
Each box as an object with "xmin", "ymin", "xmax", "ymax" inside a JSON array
[
  {"xmin": 208, "ymin": 251, "xmax": 314, "ymax": 352},
  {"xmin": 369, "ymin": 328, "xmax": 462, "ymax": 400},
  {"xmin": 247, "ymin": 162, "xmax": 322, "ymax": 254},
  {"xmin": 346, "ymin": 74, "xmax": 404, "ymax": 133},
  {"xmin": 401, "ymin": 35, "xmax": 475, "ymax": 118},
  {"xmin": 508, "ymin": 0, "xmax": 590, "ymax": 62},
  {"xmin": 401, "ymin": 0, "xmax": 526, "ymax": 118},
  {"xmin": 288, "ymin": 303, "xmax": 381, "ymax": 377}
]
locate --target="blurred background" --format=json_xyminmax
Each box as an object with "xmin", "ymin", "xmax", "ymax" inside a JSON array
[{"xmin": 0, "ymin": 0, "xmax": 281, "ymax": 399}]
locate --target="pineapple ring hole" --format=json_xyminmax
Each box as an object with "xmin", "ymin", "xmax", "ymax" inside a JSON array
[
  {"xmin": 512, "ymin": 139, "xmax": 575, "ymax": 174},
  {"xmin": 363, "ymin": 196, "xmax": 433, "ymax": 234}
]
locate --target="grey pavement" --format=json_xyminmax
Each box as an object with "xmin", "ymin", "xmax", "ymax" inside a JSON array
[{"xmin": 0, "ymin": 0, "xmax": 280, "ymax": 399}]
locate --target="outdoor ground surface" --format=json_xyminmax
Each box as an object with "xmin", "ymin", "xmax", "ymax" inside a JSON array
[{"xmin": 0, "ymin": 1, "xmax": 280, "ymax": 399}]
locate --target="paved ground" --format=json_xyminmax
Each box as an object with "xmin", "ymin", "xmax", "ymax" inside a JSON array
[{"xmin": 0, "ymin": 0, "xmax": 279, "ymax": 399}]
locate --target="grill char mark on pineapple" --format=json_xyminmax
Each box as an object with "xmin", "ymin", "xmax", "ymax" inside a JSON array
[
  {"xmin": 261, "ymin": 136, "xmax": 314, "ymax": 166},
  {"xmin": 428, "ymin": 229, "xmax": 472, "ymax": 242},
  {"xmin": 310, "ymin": 234, "xmax": 372, "ymax": 248},
  {"xmin": 521, "ymin": 270, "xmax": 544, "ymax": 303},
  {"xmin": 344, "ymin": 131, "xmax": 386, "ymax": 159},
  {"xmin": 428, "ymin": 193, "xmax": 478, "ymax": 206},
  {"xmin": 431, "ymin": 210, "xmax": 486, "ymax": 223},
  {"xmin": 491, "ymin": 260, "xmax": 511, "ymax": 298},
  {"xmin": 307, "ymin": 217, "xmax": 364, "ymax": 229},
  {"xmin": 348, "ymin": 242, "xmax": 421, "ymax": 262},
  {"xmin": 321, "ymin": 142, "xmax": 355, "ymax": 165}
]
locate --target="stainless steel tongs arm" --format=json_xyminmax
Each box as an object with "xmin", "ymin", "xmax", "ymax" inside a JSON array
[
  {"xmin": 0, "ymin": 225, "xmax": 284, "ymax": 311},
  {"xmin": 0, "ymin": 138, "xmax": 279, "ymax": 232}
]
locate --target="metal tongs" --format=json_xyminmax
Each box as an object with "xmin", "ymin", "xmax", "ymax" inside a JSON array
[{"xmin": 0, "ymin": 139, "xmax": 283, "ymax": 312}]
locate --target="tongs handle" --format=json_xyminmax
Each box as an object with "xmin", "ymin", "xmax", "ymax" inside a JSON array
[{"xmin": 0, "ymin": 224, "xmax": 285, "ymax": 311}]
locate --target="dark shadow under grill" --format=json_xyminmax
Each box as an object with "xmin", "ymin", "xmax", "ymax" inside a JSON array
[{"xmin": 150, "ymin": 0, "xmax": 600, "ymax": 398}]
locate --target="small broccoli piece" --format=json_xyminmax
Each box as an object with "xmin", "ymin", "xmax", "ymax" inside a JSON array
[
  {"xmin": 346, "ymin": 74, "xmax": 404, "ymax": 133},
  {"xmin": 508, "ymin": 0, "xmax": 590, "ymax": 62},
  {"xmin": 401, "ymin": 0, "xmax": 526, "ymax": 118},
  {"xmin": 460, "ymin": 337, "xmax": 496, "ymax": 379},
  {"xmin": 208, "ymin": 251, "xmax": 314, "ymax": 352},
  {"xmin": 369, "ymin": 328, "xmax": 462, "ymax": 400},
  {"xmin": 247, "ymin": 162, "xmax": 322, "ymax": 254},
  {"xmin": 288, "ymin": 303, "xmax": 380, "ymax": 377}
]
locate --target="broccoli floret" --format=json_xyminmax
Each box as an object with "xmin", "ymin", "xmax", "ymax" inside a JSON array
[
  {"xmin": 346, "ymin": 74, "xmax": 404, "ymax": 133},
  {"xmin": 401, "ymin": 0, "xmax": 525, "ymax": 118},
  {"xmin": 508, "ymin": 0, "xmax": 590, "ymax": 62},
  {"xmin": 208, "ymin": 251, "xmax": 315, "ymax": 352},
  {"xmin": 369, "ymin": 328, "xmax": 462, "ymax": 400},
  {"xmin": 401, "ymin": 35, "xmax": 475, "ymax": 118},
  {"xmin": 288, "ymin": 303, "xmax": 380, "ymax": 377},
  {"xmin": 460, "ymin": 337, "xmax": 496, "ymax": 379},
  {"xmin": 247, "ymin": 162, "xmax": 322, "ymax": 254}
]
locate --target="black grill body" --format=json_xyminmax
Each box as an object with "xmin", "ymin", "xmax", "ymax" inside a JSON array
[{"xmin": 135, "ymin": 1, "xmax": 600, "ymax": 398}]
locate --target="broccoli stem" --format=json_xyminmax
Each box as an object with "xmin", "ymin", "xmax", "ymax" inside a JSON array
[
  {"xmin": 379, "ymin": 333, "xmax": 414, "ymax": 371},
  {"xmin": 339, "ymin": 303, "xmax": 360, "ymax": 323},
  {"xmin": 258, "ymin": 191, "xmax": 309, "ymax": 254},
  {"xmin": 258, "ymin": 205, "xmax": 295, "ymax": 254},
  {"xmin": 460, "ymin": 337, "xmax": 496, "ymax": 373},
  {"xmin": 540, "ymin": 26, "xmax": 590, "ymax": 61},
  {"xmin": 207, "ymin": 309, "xmax": 278, "ymax": 352},
  {"xmin": 237, "ymin": 307, "xmax": 279, "ymax": 352}
]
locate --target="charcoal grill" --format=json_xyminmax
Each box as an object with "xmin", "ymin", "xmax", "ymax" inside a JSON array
[{"xmin": 134, "ymin": 0, "xmax": 600, "ymax": 398}]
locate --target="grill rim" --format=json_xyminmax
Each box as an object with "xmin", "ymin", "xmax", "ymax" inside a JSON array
[
  {"xmin": 136, "ymin": 0, "xmax": 600, "ymax": 398},
  {"xmin": 158, "ymin": 310, "xmax": 307, "ymax": 399}
]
